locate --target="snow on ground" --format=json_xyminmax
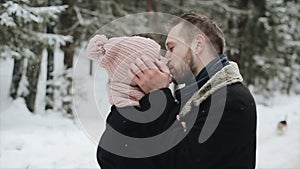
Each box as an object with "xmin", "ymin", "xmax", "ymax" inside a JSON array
[
  {"xmin": 256, "ymin": 94, "xmax": 300, "ymax": 168},
  {"xmin": 1, "ymin": 57, "xmax": 300, "ymax": 168},
  {"xmin": 0, "ymin": 98, "xmax": 98, "ymax": 168}
]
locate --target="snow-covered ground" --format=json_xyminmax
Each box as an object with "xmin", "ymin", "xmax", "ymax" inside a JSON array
[{"xmin": 1, "ymin": 57, "xmax": 299, "ymax": 168}]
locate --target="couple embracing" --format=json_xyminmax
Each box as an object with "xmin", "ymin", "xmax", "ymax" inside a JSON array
[{"xmin": 87, "ymin": 12, "xmax": 257, "ymax": 169}]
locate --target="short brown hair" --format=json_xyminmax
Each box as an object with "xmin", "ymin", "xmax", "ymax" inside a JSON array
[{"xmin": 168, "ymin": 12, "xmax": 225, "ymax": 54}]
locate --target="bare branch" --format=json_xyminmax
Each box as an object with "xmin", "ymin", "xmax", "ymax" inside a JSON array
[
  {"xmin": 73, "ymin": 6, "xmax": 88, "ymax": 26},
  {"xmin": 110, "ymin": 0, "xmax": 127, "ymax": 17},
  {"xmin": 160, "ymin": 1, "xmax": 190, "ymax": 12},
  {"xmin": 195, "ymin": 0, "xmax": 251, "ymax": 15},
  {"xmin": 77, "ymin": 7, "xmax": 114, "ymax": 20},
  {"xmin": 59, "ymin": 21, "xmax": 80, "ymax": 34},
  {"xmin": 162, "ymin": 0, "xmax": 251, "ymax": 15},
  {"xmin": 211, "ymin": 1, "xmax": 252, "ymax": 15}
]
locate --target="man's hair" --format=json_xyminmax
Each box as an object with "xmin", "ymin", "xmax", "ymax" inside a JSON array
[{"xmin": 168, "ymin": 11, "xmax": 226, "ymax": 55}]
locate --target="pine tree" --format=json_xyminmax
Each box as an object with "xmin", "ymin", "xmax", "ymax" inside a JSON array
[
  {"xmin": 0, "ymin": 0, "xmax": 71, "ymax": 112},
  {"xmin": 264, "ymin": 0, "xmax": 300, "ymax": 94}
]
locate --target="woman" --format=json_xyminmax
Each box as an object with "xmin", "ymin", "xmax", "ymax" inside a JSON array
[{"xmin": 87, "ymin": 35, "xmax": 178, "ymax": 169}]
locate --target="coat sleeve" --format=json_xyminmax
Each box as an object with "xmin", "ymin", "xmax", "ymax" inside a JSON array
[
  {"xmin": 106, "ymin": 88, "xmax": 178, "ymax": 137},
  {"xmin": 97, "ymin": 88, "xmax": 179, "ymax": 169}
]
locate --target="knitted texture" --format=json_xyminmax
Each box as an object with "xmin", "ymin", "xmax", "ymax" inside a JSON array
[{"xmin": 87, "ymin": 35, "xmax": 162, "ymax": 107}]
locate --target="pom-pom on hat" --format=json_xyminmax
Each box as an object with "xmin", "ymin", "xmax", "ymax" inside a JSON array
[
  {"xmin": 87, "ymin": 34, "xmax": 162, "ymax": 107},
  {"xmin": 87, "ymin": 34, "xmax": 108, "ymax": 61}
]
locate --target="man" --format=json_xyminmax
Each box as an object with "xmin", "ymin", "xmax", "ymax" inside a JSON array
[{"xmin": 98, "ymin": 12, "xmax": 257, "ymax": 169}]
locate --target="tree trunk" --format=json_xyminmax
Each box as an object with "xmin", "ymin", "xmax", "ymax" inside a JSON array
[
  {"xmin": 46, "ymin": 47, "xmax": 54, "ymax": 109},
  {"xmin": 25, "ymin": 54, "xmax": 42, "ymax": 112},
  {"xmin": 146, "ymin": 0, "xmax": 152, "ymax": 12},
  {"xmin": 179, "ymin": 0, "xmax": 185, "ymax": 13},
  {"xmin": 45, "ymin": 0, "xmax": 55, "ymax": 110},
  {"xmin": 146, "ymin": 0, "xmax": 152, "ymax": 29},
  {"xmin": 10, "ymin": 59, "xmax": 24, "ymax": 99},
  {"xmin": 23, "ymin": 0, "xmax": 46, "ymax": 113},
  {"xmin": 62, "ymin": 42, "xmax": 74, "ymax": 69},
  {"xmin": 111, "ymin": 0, "xmax": 124, "ymax": 17},
  {"xmin": 89, "ymin": 60, "xmax": 93, "ymax": 76},
  {"xmin": 226, "ymin": 0, "xmax": 252, "ymax": 84},
  {"xmin": 59, "ymin": 0, "xmax": 77, "ymax": 116},
  {"xmin": 60, "ymin": 0, "xmax": 77, "ymax": 69}
]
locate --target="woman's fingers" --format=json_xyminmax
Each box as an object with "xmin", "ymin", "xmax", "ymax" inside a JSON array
[
  {"xmin": 135, "ymin": 58, "xmax": 148, "ymax": 72},
  {"xmin": 127, "ymin": 68, "xmax": 138, "ymax": 85},
  {"xmin": 130, "ymin": 56, "xmax": 171, "ymax": 93},
  {"xmin": 155, "ymin": 58, "xmax": 170, "ymax": 74},
  {"xmin": 141, "ymin": 57, "xmax": 157, "ymax": 70},
  {"xmin": 130, "ymin": 63, "xmax": 142, "ymax": 80}
]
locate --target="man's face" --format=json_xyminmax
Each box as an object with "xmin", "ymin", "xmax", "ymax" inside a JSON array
[{"xmin": 165, "ymin": 23, "xmax": 194, "ymax": 84}]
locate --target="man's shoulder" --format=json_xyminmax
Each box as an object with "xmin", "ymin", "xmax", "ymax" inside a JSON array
[
  {"xmin": 226, "ymin": 82, "xmax": 255, "ymax": 102},
  {"xmin": 202, "ymin": 82, "xmax": 254, "ymax": 101},
  {"xmin": 195, "ymin": 82, "xmax": 256, "ymax": 111},
  {"xmin": 223, "ymin": 82, "xmax": 257, "ymax": 120}
]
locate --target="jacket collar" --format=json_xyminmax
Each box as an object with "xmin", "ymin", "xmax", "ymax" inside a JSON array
[
  {"xmin": 175, "ymin": 54, "xmax": 229, "ymax": 105},
  {"xmin": 178, "ymin": 61, "xmax": 243, "ymax": 119}
]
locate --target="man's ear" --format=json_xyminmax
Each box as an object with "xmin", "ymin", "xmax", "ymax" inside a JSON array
[{"xmin": 193, "ymin": 34, "xmax": 206, "ymax": 54}]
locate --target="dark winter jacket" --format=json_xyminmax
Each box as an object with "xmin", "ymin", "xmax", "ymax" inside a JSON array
[{"xmin": 97, "ymin": 62, "xmax": 257, "ymax": 169}]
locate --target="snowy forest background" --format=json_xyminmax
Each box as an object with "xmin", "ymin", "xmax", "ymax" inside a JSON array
[{"xmin": 0, "ymin": 0, "xmax": 299, "ymax": 168}]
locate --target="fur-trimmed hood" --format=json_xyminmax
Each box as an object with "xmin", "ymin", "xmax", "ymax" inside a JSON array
[{"xmin": 178, "ymin": 61, "xmax": 243, "ymax": 119}]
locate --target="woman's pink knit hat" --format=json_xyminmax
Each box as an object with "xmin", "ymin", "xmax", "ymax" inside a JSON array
[{"xmin": 87, "ymin": 34, "xmax": 162, "ymax": 107}]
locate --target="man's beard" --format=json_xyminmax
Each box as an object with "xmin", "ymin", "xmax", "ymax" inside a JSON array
[{"xmin": 172, "ymin": 49, "xmax": 195, "ymax": 85}]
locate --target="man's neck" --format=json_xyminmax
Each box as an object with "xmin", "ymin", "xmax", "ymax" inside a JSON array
[{"xmin": 192, "ymin": 55, "xmax": 215, "ymax": 77}]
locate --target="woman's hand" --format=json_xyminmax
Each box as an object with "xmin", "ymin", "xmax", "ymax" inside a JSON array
[{"xmin": 130, "ymin": 57, "xmax": 172, "ymax": 94}]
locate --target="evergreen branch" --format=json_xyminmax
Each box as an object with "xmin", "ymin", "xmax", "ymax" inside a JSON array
[
  {"xmin": 31, "ymin": 31, "xmax": 73, "ymax": 46},
  {"xmin": 2, "ymin": 1, "xmax": 43, "ymax": 23},
  {"xmin": 25, "ymin": 5, "xmax": 68, "ymax": 15},
  {"xmin": 21, "ymin": 29, "xmax": 73, "ymax": 47}
]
